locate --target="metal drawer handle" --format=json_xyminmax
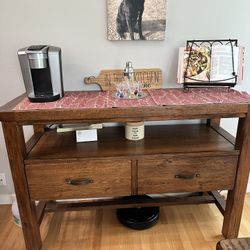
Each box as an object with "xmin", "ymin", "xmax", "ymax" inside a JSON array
[
  {"xmin": 175, "ymin": 173, "xmax": 200, "ymax": 180},
  {"xmin": 65, "ymin": 178, "xmax": 94, "ymax": 186}
]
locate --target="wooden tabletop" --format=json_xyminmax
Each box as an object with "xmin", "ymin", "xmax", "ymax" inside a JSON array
[{"xmin": 0, "ymin": 89, "xmax": 250, "ymax": 124}]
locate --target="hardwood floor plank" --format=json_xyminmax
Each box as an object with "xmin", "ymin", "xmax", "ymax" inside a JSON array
[
  {"xmin": 0, "ymin": 205, "xmax": 25, "ymax": 250},
  {"xmin": 0, "ymin": 194, "xmax": 250, "ymax": 250}
]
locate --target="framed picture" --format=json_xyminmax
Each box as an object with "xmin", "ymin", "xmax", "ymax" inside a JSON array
[{"xmin": 107, "ymin": 0, "xmax": 167, "ymax": 41}]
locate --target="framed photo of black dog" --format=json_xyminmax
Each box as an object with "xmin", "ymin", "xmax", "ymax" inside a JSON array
[{"xmin": 107, "ymin": 0, "xmax": 166, "ymax": 41}]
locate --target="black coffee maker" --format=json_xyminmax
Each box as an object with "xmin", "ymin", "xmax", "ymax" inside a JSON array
[{"xmin": 18, "ymin": 45, "xmax": 64, "ymax": 102}]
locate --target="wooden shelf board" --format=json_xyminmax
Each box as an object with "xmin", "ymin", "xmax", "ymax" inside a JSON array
[
  {"xmin": 45, "ymin": 194, "xmax": 215, "ymax": 212},
  {"xmin": 25, "ymin": 124, "xmax": 238, "ymax": 163}
]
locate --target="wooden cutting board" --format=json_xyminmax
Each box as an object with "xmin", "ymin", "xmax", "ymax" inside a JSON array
[{"xmin": 84, "ymin": 68, "xmax": 162, "ymax": 91}]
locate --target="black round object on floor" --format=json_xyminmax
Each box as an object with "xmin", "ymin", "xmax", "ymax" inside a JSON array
[{"xmin": 117, "ymin": 196, "xmax": 160, "ymax": 230}]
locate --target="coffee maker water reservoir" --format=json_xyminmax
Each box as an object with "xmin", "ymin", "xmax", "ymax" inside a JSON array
[{"xmin": 18, "ymin": 45, "xmax": 64, "ymax": 102}]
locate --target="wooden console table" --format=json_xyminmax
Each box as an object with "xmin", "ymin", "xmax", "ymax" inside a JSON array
[{"xmin": 1, "ymin": 89, "xmax": 250, "ymax": 250}]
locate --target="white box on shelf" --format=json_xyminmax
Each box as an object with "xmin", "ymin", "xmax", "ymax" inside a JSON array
[{"xmin": 76, "ymin": 129, "xmax": 98, "ymax": 142}]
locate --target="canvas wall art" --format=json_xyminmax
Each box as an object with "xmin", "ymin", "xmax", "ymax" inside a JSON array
[{"xmin": 107, "ymin": 0, "xmax": 166, "ymax": 41}]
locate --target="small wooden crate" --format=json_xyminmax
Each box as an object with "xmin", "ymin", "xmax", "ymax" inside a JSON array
[{"xmin": 216, "ymin": 238, "xmax": 250, "ymax": 250}]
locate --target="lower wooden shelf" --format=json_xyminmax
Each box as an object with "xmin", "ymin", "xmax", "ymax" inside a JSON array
[{"xmin": 25, "ymin": 124, "xmax": 238, "ymax": 162}]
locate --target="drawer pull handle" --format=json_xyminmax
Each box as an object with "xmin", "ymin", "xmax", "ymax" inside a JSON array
[
  {"xmin": 175, "ymin": 173, "xmax": 198, "ymax": 180},
  {"xmin": 65, "ymin": 178, "xmax": 94, "ymax": 186}
]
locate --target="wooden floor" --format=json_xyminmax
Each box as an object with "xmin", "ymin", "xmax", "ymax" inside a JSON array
[{"xmin": 1, "ymin": 194, "xmax": 250, "ymax": 250}]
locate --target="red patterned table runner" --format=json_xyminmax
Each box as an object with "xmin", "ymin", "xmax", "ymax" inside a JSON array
[
  {"xmin": 14, "ymin": 88, "xmax": 250, "ymax": 110},
  {"xmin": 14, "ymin": 91, "xmax": 108, "ymax": 110},
  {"xmin": 148, "ymin": 88, "xmax": 250, "ymax": 106}
]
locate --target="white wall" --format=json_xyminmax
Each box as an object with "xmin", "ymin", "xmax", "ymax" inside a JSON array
[{"xmin": 1, "ymin": 0, "xmax": 250, "ymax": 200}]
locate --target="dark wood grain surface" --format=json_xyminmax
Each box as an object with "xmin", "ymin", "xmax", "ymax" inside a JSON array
[
  {"xmin": 0, "ymin": 92, "xmax": 248, "ymax": 123},
  {"xmin": 1, "ymin": 92, "xmax": 250, "ymax": 249},
  {"xmin": 138, "ymin": 156, "xmax": 238, "ymax": 194},
  {"xmin": 25, "ymin": 124, "xmax": 238, "ymax": 163},
  {"xmin": 222, "ymin": 108, "xmax": 250, "ymax": 238},
  {"xmin": 26, "ymin": 159, "xmax": 131, "ymax": 200},
  {"xmin": 2, "ymin": 122, "xmax": 42, "ymax": 250}
]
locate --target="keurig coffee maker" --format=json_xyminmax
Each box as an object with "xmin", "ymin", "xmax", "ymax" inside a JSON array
[{"xmin": 18, "ymin": 45, "xmax": 64, "ymax": 102}]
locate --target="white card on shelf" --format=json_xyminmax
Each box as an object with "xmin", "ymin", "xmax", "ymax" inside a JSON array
[{"xmin": 76, "ymin": 129, "xmax": 98, "ymax": 142}]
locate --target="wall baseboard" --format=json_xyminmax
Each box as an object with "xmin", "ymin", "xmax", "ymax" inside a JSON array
[{"xmin": 0, "ymin": 194, "xmax": 16, "ymax": 204}]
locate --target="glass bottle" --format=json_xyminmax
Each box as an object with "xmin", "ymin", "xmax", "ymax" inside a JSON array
[{"xmin": 123, "ymin": 62, "xmax": 142, "ymax": 99}]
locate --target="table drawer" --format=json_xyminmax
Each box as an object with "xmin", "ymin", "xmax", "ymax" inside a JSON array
[
  {"xmin": 138, "ymin": 155, "xmax": 238, "ymax": 194},
  {"xmin": 26, "ymin": 159, "xmax": 132, "ymax": 200}
]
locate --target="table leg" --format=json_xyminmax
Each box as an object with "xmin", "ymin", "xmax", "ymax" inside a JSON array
[
  {"xmin": 33, "ymin": 124, "xmax": 45, "ymax": 133},
  {"xmin": 222, "ymin": 111, "xmax": 250, "ymax": 238},
  {"xmin": 2, "ymin": 122, "xmax": 42, "ymax": 250},
  {"xmin": 207, "ymin": 118, "xmax": 221, "ymax": 127}
]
